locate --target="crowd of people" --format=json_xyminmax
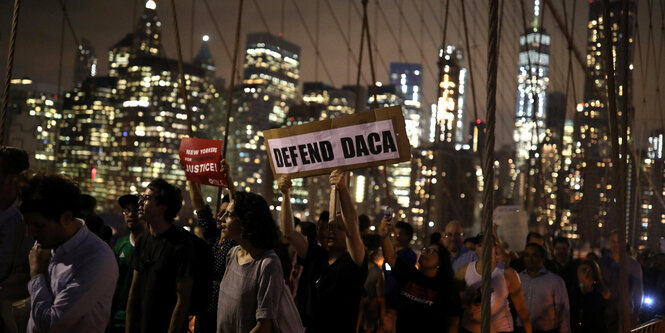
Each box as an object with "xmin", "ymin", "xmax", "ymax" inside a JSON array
[{"xmin": 0, "ymin": 145, "xmax": 663, "ymax": 333}]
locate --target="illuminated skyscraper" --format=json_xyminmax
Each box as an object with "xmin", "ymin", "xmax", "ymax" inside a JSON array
[
  {"xmin": 514, "ymin": 0, "xmax": 550, "ymax": 176},
  {"xmin": 106, "ymin": 0, "xmax": 216, "ymax": 219},
  {"xmin": 570, "ymin": 0, "xmax": 635, "ymax": 245},
  {"xmin": 243, "ymin": 32, "xmax": 300, "ymax": 126},
  {"xmin": 389, "ymin": 63, "xmax": 423, "ymax": 146},
  {"xmin": 74, "ymin": 39, "xmax": 97, "ymax": 87},
  {"xmin": 635, "ymin": 130, "xmax": 665, "ymax": 251},
  {"xmin": 435, "ymin": 46, "xmax": 467, "ymax": 144},
  {"xmin": 57, "ymin": 77, "xmax": 117, "ymax": 210}
]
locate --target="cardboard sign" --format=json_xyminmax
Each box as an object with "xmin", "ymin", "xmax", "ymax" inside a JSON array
[
  {"xmin": 179, "ymin": 138, "xmax": 228, "ymax": 187},
  {"xmin": 263, "ymin": 106, "xmax": 411, "ymax": 178}
]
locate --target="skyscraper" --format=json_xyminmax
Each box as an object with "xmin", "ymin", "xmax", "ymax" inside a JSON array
[
  {"xmin": 57, "ymin": 77, "xmax": 117, "ymax": 210},
  {"xmin": 513, "ymin": 0, "xmax": 551, "ymax": 184},
  {"xmin": 105, "ymin": 0, "xmax": 216, "ymax": 217},
  {"xmin": 435, "ymin": 46, "xmax": 467, "ymax": 145},
  {"xmin": 243, "ymin": 32, "xmax": 300, "ymax": 126},
  {"xmin": 570, "ymin": 0, "xmax": 635, "ymax": 245},
  {"xmin": 227, "ymin": 33, "xmax": 300, "ymax": 199},
  {"xmin": 389, "ymin": 62, "xmax": 423, "ymax": 147},
  {"xmin": 74, "ymin": 39, "xmax": 97, "ymax": 87}
]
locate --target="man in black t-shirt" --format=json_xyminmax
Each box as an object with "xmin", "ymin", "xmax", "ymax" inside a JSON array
[
  {"xmin": 126, "ymin": 179, "xmax": 195, "ymax": 333},
  {"xmin": 278, "ymin": 171, "xmax": 368, "ymax": 333}
]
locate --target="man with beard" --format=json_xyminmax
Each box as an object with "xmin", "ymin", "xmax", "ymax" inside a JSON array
[{"xmin": 109, "ymin": 194, "xmax": 145, "ymax": 332}]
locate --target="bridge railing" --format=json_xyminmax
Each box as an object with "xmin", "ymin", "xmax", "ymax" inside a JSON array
[{"xmin": 631, "ymin": 318, "xmax": 665, "ymax": 333}]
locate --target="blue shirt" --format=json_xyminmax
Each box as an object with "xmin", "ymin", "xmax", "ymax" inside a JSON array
[
  {"xmin": 451, "ymin": 246, "xmax": 478, "ymax": 274},
  {"xmin": 28, "ymin": 223, "xmax": 118, "ymax": 333},
  {"xmin": 519, "ymin": 267, "xmax": 570, "ymax": 333},
  {"xmin": 383, "ymin": 247, "xmax": 417, "ymax": 308}
]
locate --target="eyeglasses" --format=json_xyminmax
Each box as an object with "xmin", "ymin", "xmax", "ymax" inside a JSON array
[
  {"xmin": 421, "ymin": 247, "xmax": 439, "ymax": 255},
  {"xmin": 444, "ymin": 232, "xmax": 464, "ymax": 238},
  {"xmin": 122, "ymin": 207, "xmax": 137, "ymax": 215},
  {"xmin": 138, "ymin": 194, "xmax": 153, "ymax": 203}
]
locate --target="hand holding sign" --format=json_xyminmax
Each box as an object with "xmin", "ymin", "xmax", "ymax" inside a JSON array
[{"xmin": 278, "ymin": 175, "xmax": 292, "ymax": 195}]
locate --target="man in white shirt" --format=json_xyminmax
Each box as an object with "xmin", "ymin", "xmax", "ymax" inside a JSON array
[
  {"xmin": 518, "ymin": 243, "xmax": 570, "ymax": 333},
  {"xmin": 21, "ymin": 175, "xmax": 118, "ymax": 333}
]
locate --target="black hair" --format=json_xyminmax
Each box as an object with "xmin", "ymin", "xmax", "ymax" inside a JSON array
[
  {"xmin": 358, "ymin": 214, "xmax": 371, "ymax": 232},
  {"xmin": 395, "ymin": 221, "xmax": 414, "ymax": 238},
  {"xmin": 147, "ymin": 178, "xmax": 182, "ymax": 222},
  {"xmin": 298, "ymin": 221, "xmax": 317, "ymax": 246},
  {"xmin": 525, "ymin": 242, "xmax": 546, "ymax": 259},
  {"xmin": 362, "ymin": 233, "xmax": 382, "ymax": 255},
  {"xmin": 318, "ymin": 211, "xmax": 329, "ymax": 224},
  {"xmin": 429, "ymin": 232, "xmax": 442, "ymax": 246},
  {"xmin": 233, "ymin": 191, "xmax": 281, "ymax": 250},
  {"xmin": 0, "ymin": 146, "xmax": 29, "ymax": 176},
  {"xmin": 464, "ymin": 236, "xmax": 479, "ymax": 245},
  {"xmin": 552, "ymin": 236, "xmax": 570, "ymax": 248},
  {"xmin": 221, "ymin": 194, "xmax": 231, "ymax": 204},
  {"xmin": 79, "ymin": 194, "xmax": 97, "ymax": 212},
  {"xmin": 20, "ymin": 174, "xmax": 81, "ymax": 222},
  {"xmin": 526, "ymin": 231, "xmax": 544, "ymax": 244}
]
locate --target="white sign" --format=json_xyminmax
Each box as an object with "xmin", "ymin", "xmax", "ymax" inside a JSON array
[{"xmin": 267, "ymin": 119, "xmax": 400, "ymax": 175}]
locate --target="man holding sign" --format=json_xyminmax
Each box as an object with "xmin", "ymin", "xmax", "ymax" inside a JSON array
[{"xmin": 279, "ymin": 171, "xmax": 367, "ymax": 333}]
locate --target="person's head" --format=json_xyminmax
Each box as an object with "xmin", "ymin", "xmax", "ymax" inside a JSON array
[
  {"xmin": 418, "ymin": 243, "xmax": 453, "ymax": 279},
  {"xmin": 78, "ymin": 194, "xmax": 97, "ymax": 219},
  {"xmin": 586, "ymin": 251, "xmax": 599, "ymax": 262},
  {"xmin": 429, "ymin": 232, "xmax": 442, "ymax": 246},
  {"xmin": 638, "ymin": 250, "xmax": 654, "ymax": 269},
  {"xmin": 20, "ymin": 174, "xmax": 82, "ymax": 249},
  {"xmin": 296, "ymin": 221, "xmax": 318, "ymax": 247},
  {"xmin": 139, "ymin": 178, "xmax": 182, "ymax": 224},
  {"xmin": 523, "ymin": 243, "xmax": 546, "ymax": 272},
  {"xmin": 394, "ymin": 221, "xmax": 414, "ymax": 247},
  {"xmin": 326, "ymin": 213, "xmax": 348, "ymax": 252},
  {"xmin": 358, "ymin": 214, "xmax": 371, "ymax": 234},
  {"xmin": 362, "ymin": 233, "xmax": 382, "ymax": 260},
  {"xmin": 118, "ymin": 194, "xmax": 142, "ymax": 232},
  {"xmin": 442, "ymin": 221, "xmax": 465, "ymax": 253},
  {"xmin": 215, "ymin": 194, "xmax": 231, "ymax": 229},
  {"xmin": 0, "ymin": 146, "xmax": 29, "ymax": 209},
  {"xmin": 474, "ymin": 233, "xmax": 499, "ymax": 266},
  {"xmin": 609, "ymin": 231, "xmax": 620, "ymax": 256},
  {"xmin": 464, "ymin": 236, "xmax": 478, "ymax": 251},
  {"xmin": 526, "ymin": 232, "xmax": 545, "ymax": 247},
  {"xmin": 577, "ymin": 259, "xmax": 604, "ymax": 291},
  {"xmin": 220, "ymin": 191, "xmax": 280, "ymax": 250},
  {"xmin": 552, "ymin": 236, "xmax": 571, "ymax": 265},
  {"xmin": 317, "ymin": 210, "xmax": 330, "ymax": 247}
]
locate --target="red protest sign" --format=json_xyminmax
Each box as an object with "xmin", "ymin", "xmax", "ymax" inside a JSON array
[{"xmin": 179, "ymin": 137, "xmax": 227, "ymax": 187}]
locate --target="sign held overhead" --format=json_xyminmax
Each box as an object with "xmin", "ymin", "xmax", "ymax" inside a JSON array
[
  {"xmin": 264, "ymin": 106, "xmax": 411, "ymax": 178},
  {"xmin": 179, "ymin": 137, "xmax": 228, "ymax": 187}
]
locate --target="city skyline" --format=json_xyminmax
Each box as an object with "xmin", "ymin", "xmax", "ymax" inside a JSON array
[{"xmin": 0, "ymin": 0, "xmax": 662, "ymax": 148}]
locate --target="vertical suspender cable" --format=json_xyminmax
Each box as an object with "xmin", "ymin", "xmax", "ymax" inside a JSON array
[
  {"xmin": 168, "ymin": 0, "xmax": 194, "ymax": 137},
  {"xmin": 363, "ymin": 0, "xmax": 378, "ymax": 110},
  {"xmin": 601, "ymin": 0, "xmax": 630, "ymax": 331},
  {"xmin": 480, "ymin": 0, "xmax": 499, "ymax": 331},
  {"xmin": 218, "ymin": 0, "xmax": 244, "ymax": 208},
  {"xmin": 315, "ymin": 0, "xmax": 320, "ymax": 81},
  {"xmin": 202, "ymin": 0, "xmax": 233, "ymax": 62},
  {"xmin": 0, "ymin": 0, "xmax": 21, "ymax": 145},
  {"xmin": 460, "ymin": 0, "xmax": 480, "ymax": 129},
  {"xmin": 190, "ymin": 0, "xmax": 196, "ymax": 60}
]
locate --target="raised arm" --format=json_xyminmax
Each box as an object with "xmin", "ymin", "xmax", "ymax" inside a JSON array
[
  {"xmin": 221, "ymin": 158, "xmax": 236, "ymax": 196},
  {"xmin": 330, "ymin": 170, "xmax": 365, "ymax": 266},
  {"xmin": 278, "ymin": 175, "xmax": 308, "ymax": 258},
  {"xmin": 378, "ymin": 217, "xmax": 396, "ymax": 268},
  {"xmin": 505, "ymin": 268, "xmax": 532, "ymax": 333}
]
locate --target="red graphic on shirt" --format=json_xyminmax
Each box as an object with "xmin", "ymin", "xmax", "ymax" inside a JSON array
[{"xmin": 400, "ymin": 282, "xmax": 438, "ymax": 306}]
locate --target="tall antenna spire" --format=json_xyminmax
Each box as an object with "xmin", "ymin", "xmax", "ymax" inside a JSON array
[{"xmin": 532, "ymin": 0, "xmax": 541, "ymax": 31}]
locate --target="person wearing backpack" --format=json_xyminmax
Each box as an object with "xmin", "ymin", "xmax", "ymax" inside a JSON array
[{"xmin": 125, "ymin": 178, "xmax": 196, "ymax": 333}]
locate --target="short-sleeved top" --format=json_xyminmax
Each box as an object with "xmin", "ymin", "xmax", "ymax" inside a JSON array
[
  {"xmin": 462, "ymin": 261, "xmax": 513, "ymax": 332},
  {"xmin": 393, "ymin": 257, "xmax": 461, "ymax": 332},
  {"xmin": 217, "ymin": 246, "xmax": 283, "ymax": 333},
  {"xmin": 111, "ymin": 235, "xmax": 136, "ymax": 327},
  {"xmin": 129, "ymin": 225, "xmax": 194, "ymax": 333},
  {"xmin": 383, "ymin": 247, "xmax": 417, "ymax": 308},
  {"xmin": 304, "ymin": 250, "xmax": 368, "ymax": 333}
]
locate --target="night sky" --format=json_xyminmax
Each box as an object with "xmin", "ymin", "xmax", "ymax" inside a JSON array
[{"xmin": 0, "ymin": 0, "xmax": 662, "ymax": 147}]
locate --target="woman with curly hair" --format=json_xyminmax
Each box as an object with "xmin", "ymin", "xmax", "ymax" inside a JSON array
[{"xmin": 216, "ymin": 191, "xmax": 302, "ymax": 333}]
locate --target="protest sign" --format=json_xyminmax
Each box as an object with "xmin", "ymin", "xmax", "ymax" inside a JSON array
[
  {"xmin": 263, "ymin": 106, "xmax": 411, "ymax": 178},
  {"xmin": 178, "ymin": 137, "xmax": 228, "ymax": 187}
]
